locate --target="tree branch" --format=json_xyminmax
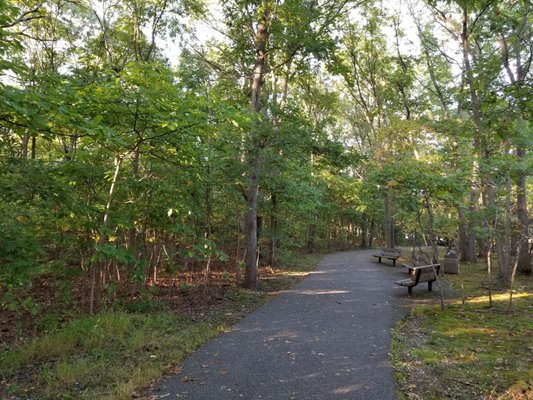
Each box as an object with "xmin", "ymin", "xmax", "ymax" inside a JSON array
[{"xmin": 0, "ymin": 4, "xmax": 45, "ymax": 29}]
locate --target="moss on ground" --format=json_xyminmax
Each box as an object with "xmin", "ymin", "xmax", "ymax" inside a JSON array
[{"xmin": 392, "ymin": 261, "xmax": 533, "ymax": 400}]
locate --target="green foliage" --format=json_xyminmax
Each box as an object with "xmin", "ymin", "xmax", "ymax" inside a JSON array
[{"xmin": 0, "ymin": 0, "xmax": 531, "ymax": 386}]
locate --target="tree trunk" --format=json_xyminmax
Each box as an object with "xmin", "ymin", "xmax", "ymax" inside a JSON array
[
  {"xmin": 516, "ymin": 146, "xmax": 531, "ymax": 273},
  {"xmin": 128, "ymin": 148, "xmax": 141, "ymax": 255},
  {"xmin": 204, "ymin": 157, "xmax": 213, "ymax": 284},
  {"xmin": 243, "ymin": 9, "xmax": 269, "ymax": 290},
  {"xmin": 466, "ymin": 183, "xmax": 478, "ymax": 263},
  {"xmin": 458, "ymin": 207, "xmax": 469, "ymax": 261},
  {"xmin": 369, "ymin": 217, "xmax": 375, "ymax": 248},
  {"xmin": 307, "ymin": 223, "xmax": 316, "ymax": 254},
  {"xmin": 496, "ymin": 169, "xmax": 512, "ymax": 285},
  {"xmin": 384, "ymin": 192, "xmax": 395, "ymax": 248},
  {"xmin": 361, "ymin": 215, "xmax": 368, "ymax": 248},
  {"xmin": 425, "ymin": 194, "xmax": 439, "ymax": 264},
  {"xmin": 90, "ymin": 155, "xmax": 123, "ymax": 314},
  {"xmin": 267, "ymin": 193, "xmax": 278, "ymax": 267},
  {"xmin": 31, "ymin": 136, "xmax": 36, "ymax": 159},
  {"xmin": 462, "ymin": 6, "xmax": 485, "ymax": 264},
  {"xmin": 266, "ymin": 62, "xmax": 290, "ymax": 269},
  {"xmin": 498, "ymin": 19, "xmax": 531, "ymax": 274},
  {"xmin": 21, "ymin": 132, "xmax": 30, "ymax": 160}
]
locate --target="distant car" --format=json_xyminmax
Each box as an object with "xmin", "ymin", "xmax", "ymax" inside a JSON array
[{"xmin": 436, "ymin": 238, "xmax": 448, "ymax": 246}]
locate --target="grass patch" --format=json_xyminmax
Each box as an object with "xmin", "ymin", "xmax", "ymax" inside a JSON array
[
  {"xmin": 1, "ymin": 311, "xmax": 210, "ymax": 399},
  {"xmin": 0, "ymin": 254, "xmax": 320, "ymax": 399},
  {"xmin": 392, "ymin": 261, "xmax": 533, "ymax": 400}
]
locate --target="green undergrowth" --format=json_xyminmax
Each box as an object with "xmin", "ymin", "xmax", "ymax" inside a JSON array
[
  {"xmin": 392, "ymin": 261, "xmax": 533, "ymax": 400},
  {"xmin": 0, "ymin": 254, "xmax": 321, "ymax": 400}
]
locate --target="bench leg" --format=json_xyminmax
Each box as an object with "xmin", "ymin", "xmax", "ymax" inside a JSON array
[
  {"xmin": 392, "ymin": 259, "xmax": 396, "ymax": 267},
  {"xmin": 378, "ymin": 257, "xmax": 382, "ymax": 263},
  {"xmin": 428, "ymin": 281, "xmax": 433, "ymax": 292},
  {"xmin": 408, "ymin": 286, "xmax": 413, "ymax": 296}
]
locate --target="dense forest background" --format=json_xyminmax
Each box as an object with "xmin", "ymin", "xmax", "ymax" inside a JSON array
[{"xmin": 0, "ymin": 0, "xmax": 531, "ymax": 315}]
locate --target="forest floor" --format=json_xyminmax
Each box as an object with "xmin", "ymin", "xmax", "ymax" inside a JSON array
[
  {"xmin": 0, "ymin": 253, "xmax": 322, "ymax": 399},
  {"xmin": 1, "ymin": 251, "xmax": 532, "ymax": 400},
  {"xmin": 391, "ymin": 260, "xmax": 533, "ymax": 400}
]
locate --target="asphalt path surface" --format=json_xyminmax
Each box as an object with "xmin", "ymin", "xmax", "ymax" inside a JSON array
[{"xmin": 151, "ymin": 249, "xmax": 423, "ymax": 400}]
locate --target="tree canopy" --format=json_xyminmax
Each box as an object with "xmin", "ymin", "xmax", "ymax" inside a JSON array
[{"xmin": 0, "ymin": 0, "xmax": 531, "ymax": 313}]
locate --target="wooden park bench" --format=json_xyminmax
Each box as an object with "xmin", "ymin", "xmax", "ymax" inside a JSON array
[
  {"xmin": 395, "ymin": 263, "xmax": 441, "ymax": 296},
  {"xmin": 372, "ymin": 248, "xmax": 402, "ymax": 266}
]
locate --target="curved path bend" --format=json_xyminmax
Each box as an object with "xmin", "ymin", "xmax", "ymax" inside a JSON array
[{"xmin": 151, "ymin": 250, "xmax": 419, "ymax": 399}]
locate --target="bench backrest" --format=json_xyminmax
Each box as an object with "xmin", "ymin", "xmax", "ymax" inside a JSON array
[
  {"xmin": 409, "ymin": 264, "xmax": 440, "ymax": 284},
  {"xmin": 383, "ymin": 248, "xmax": 401, "ymax": 257},
  {"xmin": 413, "ymin": 253, "xmax": 430, "ymax": 266}
]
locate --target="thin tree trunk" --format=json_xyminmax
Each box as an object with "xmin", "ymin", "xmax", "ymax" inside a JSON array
[
  {"xmin": 21, "ymin": 133, "xmax": 30, "ymax": 160},
  {"xmin": 361, "ymin": 215, "xmax": 368, "ymax": 248},
  {"xmin": 467, "ymin": 185, "xmax": 478, "ymax": 263},
  {"xmin": 204, "ymin": 156, "xmax": 213, "ymax": 287},
  {"xmin": 458, "ymin": 207, "xmax": 468, "ymax": 261},
  {"xmin": 267, "ymin": 61, "xmax": 291, "ymax": 267},
  {"xmin": 70, "ymin": 136, "xmax": 77, "ymax": 160},
  {"xmin": 369, "ymin": 217, "xmax": 374, "ymax": 248},
  {"xmin": 516, "ymin": 146, "xmax": 531, "ymax": 273},
  {"xmin": 267, "ymin": 193, "xmax": 278, "ymax": 267},
  {"xmin": 508, "ymin": 238, "xmax": 528, "ymax": 312},
  {"xmin": 412, "ymin": 6, "xmax": 451, "ymax": 120},
  {"xmin": 498, "ymin": 22, "xmax": 531, "ymax": 274},
  {"xmin": 128, "ymin": 147, "xmax": 141, "ymax": 256},
  {"xmin": 425, "ymin": 194, "xmax": 439, "ymax": 264},
  {"xmin": 496, "ymin": 167, "xmax": 512, "ymax": 284},
  {"xmin": 384, "ymin": 192, "xmax": 395, "ymax": 248},
  {"xmin": 486, "ymin": 242, "xmax": 494, "ymax": 307},
  {"xmin": 417, "ymin": 208, "xmax": 429, "ymax": 248},
  {"xmin": 462, "ymin": 6, "xmax": 483, "ymax": 264},
  {"xmin": 89, "ymin": 155, "xmax": 123, "ymax": 314},
  {"xmin": 307, "ymin": 222, "xmax": 316, "ymax": 254},
  {"xmin": 31, "ymin": 136, "xmax": 36, "ymax": 159},
  {"xmin": 244, "ymin": 9, "xmax": 270, "ymax": 290}
]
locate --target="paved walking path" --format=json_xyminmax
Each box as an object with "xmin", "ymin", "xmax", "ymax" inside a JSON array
[{"xmin": 151, "ymin": 250, "xmax": 421, "ymax": 399}]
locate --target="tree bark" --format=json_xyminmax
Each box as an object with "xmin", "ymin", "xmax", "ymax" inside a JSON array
[
  {"xmin": 90, "ymin": 155, "xmax": 123, "ymax": 314},
  {"xmin": 243, "ymin": 8, "xmax": 270, "ymax": 290},
  {"xmin": 204, "ymin": 152, "xmax": 213, "ymax": 284},
  {"xmin": 499, "ymin": 32, "xmax": 531, "ymax": 274},
  {"xmin": 384, "ymin": 192, "xmax": 395, "ymax": 248},
  {"xmin": 369, "ymin": 217, "xmax": 375, "ymax": 248},
  {"xmin": 461, "ymin": 6, "xmax": 485, "ymax": 264},
  {"xmin": 307, "ymin": 223, "xmax": 316, "ymax": 254},
  {"xmin": 31, "ymin": 136, "xmax": 36, "ymax": 159},
  {"xmin": 424, "ymin": 194, "xmax": 439, "ymax": 264},
  {"xmin": 361, "ymin": 215, "xmax": 368, "ymax": 248},
  {"xmin": 496, "ymin": 167, "xmax": 512, "ymax": 285},
  {"xmin": 267, "ymin": 193, "xmax": 278, "ymax": 267},
  {"xmin": 516, "ymin": 146, "xmax": 531, "ymax": 273},
  {"xmin": 267, "ymin": 62, "xmax": 290, "ymax": 268},
  {"xmin": 458, "ymin": 207, "xmax": 469, "ymax": 261},
  {"xmin": 21, "ymin": 132, "xmax": 30, "ymax": 160}
]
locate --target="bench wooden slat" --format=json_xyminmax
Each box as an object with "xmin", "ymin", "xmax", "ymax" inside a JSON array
[
  {"xmin": 395, "ymin": 263, "xmax": 441, "ymax": 295},
  {"xmin": 395, "ymin": 278, "xmax": 415, "ymax": 287},
  {"xmin": 372, "ymin": 248, "xmax": 402, "ymax": 266},
  {"xmin": 418, "ymin": 270, "xmax": 436, "ymax": 282}
]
